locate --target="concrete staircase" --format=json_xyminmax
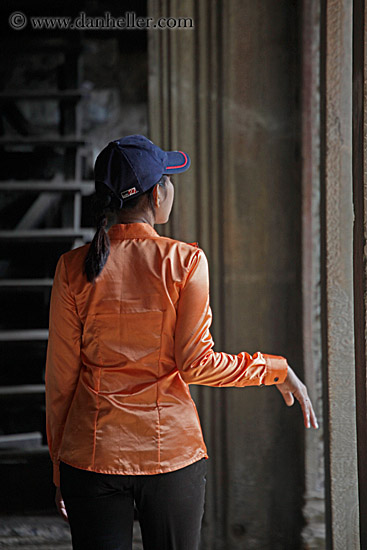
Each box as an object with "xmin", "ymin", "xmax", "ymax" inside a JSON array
[{"xmin": 0, "ymin": 32, "xmax": 94, "ymax": 513}]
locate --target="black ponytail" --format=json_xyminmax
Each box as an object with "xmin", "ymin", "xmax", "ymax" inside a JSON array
[
  {"xmin": 84, "ymin": 175, "xmax": 169, "ymax": 283},
  {"xmin": 84, "ymin": 192, "xmax": 112, "ymax": 284}
]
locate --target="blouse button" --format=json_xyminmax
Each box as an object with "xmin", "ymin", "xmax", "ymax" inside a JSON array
[{"xmin": 274, "ymin": 377, "xmax": 279, "ymax": 382}]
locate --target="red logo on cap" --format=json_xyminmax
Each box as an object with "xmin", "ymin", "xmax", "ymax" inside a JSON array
[{"xmin": 121, "ymin": 187, "xmax": 138, "ymax": 199}]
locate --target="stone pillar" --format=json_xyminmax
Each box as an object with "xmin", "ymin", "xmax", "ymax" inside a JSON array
[
  {"xmin": 148, "ymin": 1, "xmax": 304, "ymax": 548},
  {"xmin": 320, "ymin": 0, "xmax": 361, "ymax": 547},
  {"xmin": 353, "ymin": 0, "xmax": 367, "ymax": 547},
  {"xmin": 301, "ymin": 0, "xmax": 326, "ymax": 547}
]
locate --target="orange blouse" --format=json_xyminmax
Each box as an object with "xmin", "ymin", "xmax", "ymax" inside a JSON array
[{"xmin": 45, "ymin": 222, "xmax": 288, "ymax": 487}]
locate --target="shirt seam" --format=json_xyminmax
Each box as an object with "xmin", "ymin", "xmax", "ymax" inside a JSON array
[
  {"xmin": 180, "ymin": 248, "xmax": 202, "ymax": 289},
  {"xmin": 108, "ymin": 233, "xmax": 201, "ymax": 250},
  {"xmin": 62, "ymin": 254, "xmax": 75, "ymax": 298},
  {"xmin": 156, "ymin": 311, "xmax": 165, "ymax": 467},
  {"xmin": 62, "ymin": 254, "xmax": 81, "ymax": 318},
  {"xmin": 91, "ymin": 367, "xmax": 101, "ymax": 469}
]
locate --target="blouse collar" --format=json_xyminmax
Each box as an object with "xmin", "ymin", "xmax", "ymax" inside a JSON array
[{"xmin": 107, "ymin": 222, "xmax": 160, "ymax": 240}]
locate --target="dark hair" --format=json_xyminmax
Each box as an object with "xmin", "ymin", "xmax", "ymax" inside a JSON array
[{"xmin": 84, "ymin": 176, "xmax": 168, "ymax": 284}]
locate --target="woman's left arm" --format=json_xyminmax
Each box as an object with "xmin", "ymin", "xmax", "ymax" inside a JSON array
[{"xmin": 45, "ymin": 254, "xmax": 83, "ymax": 488}]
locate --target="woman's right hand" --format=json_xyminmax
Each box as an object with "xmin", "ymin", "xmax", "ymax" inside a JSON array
[{"xmin": 276, "ymin": 365, "xmax": 319, "ymax": 429}]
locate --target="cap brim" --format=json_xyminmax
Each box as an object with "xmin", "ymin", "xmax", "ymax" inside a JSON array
[{"xmin": 164, "ymin": 150, "xmax": 191, "ymax": 173}]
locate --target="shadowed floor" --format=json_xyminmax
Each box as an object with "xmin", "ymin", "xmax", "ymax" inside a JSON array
[{"xmin": 0, "ymin": 515, "xmax": 144, "ymax": 549}]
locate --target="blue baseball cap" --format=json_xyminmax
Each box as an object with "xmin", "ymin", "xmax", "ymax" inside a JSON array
[{"xmin": 94, "ymin": 134, "xmax": 191, "ymax": 208}]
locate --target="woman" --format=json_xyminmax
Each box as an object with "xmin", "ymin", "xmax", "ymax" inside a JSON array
[{"xmin": 45, "ymin": 134, "xmax": 318, "ymax": 550}]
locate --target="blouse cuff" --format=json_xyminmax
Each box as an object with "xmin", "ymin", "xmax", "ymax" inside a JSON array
[{"xmin": 262, "ymin": 354, "xmax": 288, "ymax": 385}]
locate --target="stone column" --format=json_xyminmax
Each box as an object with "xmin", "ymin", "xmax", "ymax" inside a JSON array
[
  {"xmin": 301, "ymin": 0, "xmax": 326, "ymax": 547},
  {"xmin": 320, "ymin": 0, "xmax": 361, "ymax": 547},
  {"xmin": 148, "ymin": 1, "xmax": 304, "ymax": 547},
  {"xmin": 353, "ymin": 0, "xmax": 367, "ymax": 547}
]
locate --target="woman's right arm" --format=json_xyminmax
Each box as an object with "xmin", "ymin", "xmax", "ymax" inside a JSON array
[
  {"xmin": 174, "ymin": 248, "xmax": 318, "ymax": 428},
  {"xmin": 174, "ymin": 248, "xmax": 287, "ymax": 387}
]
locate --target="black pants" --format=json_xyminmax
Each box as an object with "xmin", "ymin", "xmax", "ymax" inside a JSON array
[{"xmin": 59, "ymin": 458, "xmax": 207, "ymax": 550}]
